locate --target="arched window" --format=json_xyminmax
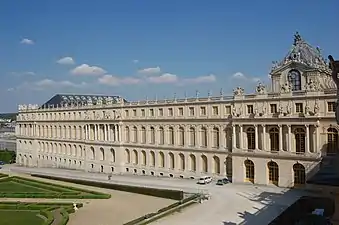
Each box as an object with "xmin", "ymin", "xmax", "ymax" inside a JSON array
[
  {"xmin": 132, "ymin": 126, "xmax": 138, "ymax": 143},
  {"xmin": 293, "ymin": 163, "xmax": 305, "ymax": 186},
  {"xmin": 247, "ymin": 128, "xmax": 255, "ymax": 150},
  {"xmin": 169, "ymin": 152, "xmax": 175, "ymax": 169},
  {"xmin": 179, "ymin": 153, "xmax": 185, "ymax": 170},
  {"xmin": 201, "ymin": 127, "xmax": 207, "ymax": 147},
  {"xmin": 125, "ymin": 126, "xmax": 130, "ymax": 143},
  {"xmin": 150, "ymin": 127, "xmax": 155, "ymax": 144},
  {"xmin": 212, "ymin": 127, "xmax": 220, "ymax": 148},
  {"xmin": 168, "ymin": 127, "xmax": 174, "ymax": 145},
  {"xmin": 159, "ymin": 152, "xmax": 165, "ymax": 168},
  {"xmin": 201, "ymin": 155, "xmax": 208, "ymax": 173},
  {"xmin": 327, "ymin": 128, "xmax": 338, "ymax": 155},
  {"xmin": 150, "ymin": 151, "xmax": 155, "ymax": 166},
  {"xmin": 189, "ymin": 154, "xmax": 196, "ymax": 172},
  {"xmin": 244, "ymin": 160, "xmax": 254, "ymax": 183},
  {"xmin": 269, "ymin": 127, "xmax": 279, "ymax": 152},
  {"xmin": 267, "ymin": 161, "xmax": 279, "ymax": 186},
  {"xmin": 288, "ymin": 70, "xmax": 301, "ymax": 91},
  {"xmin": 141, "ymin": 127, "xmax": 146, "ymax": 144},
  {"xmin": 295, "ymin": 128, "xmax": 306, "ymax": 154},
  {"xmin": 189, "ymin": 127, "xmax": 196, "ymax": 146},
  {"xmin": 159, "ymin": 127, "xmax": 164, "ymax": 145},
  {"xmin": 178, "ymin": 127, "xmax": 185, "ymax": 146}
]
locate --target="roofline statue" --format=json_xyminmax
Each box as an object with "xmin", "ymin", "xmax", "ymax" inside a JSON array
[{"xmin": 328, "ymin": 55, "xmax": 339, "ymax": 124}]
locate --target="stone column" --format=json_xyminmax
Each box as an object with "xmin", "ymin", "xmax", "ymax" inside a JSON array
[
  {"xmin": 255, "ymin": 125, "xmax": 258, "ymax": 150},
  {"xmin": 118, "ymin": 123, "xmax": 122, "ymax": 142},
  {"xmin": 239, "ymin": 125, "xmax": 243, "ymax": 149},
  {"xmin": 288, "ymin": 125, "xmax": 292, "ymax": 152},
  {"xmin": 316, "ymin": 125, "xmax": 320, "ymax": 153},
  {"xmin": 306, "ymin": 125, "xmax": 310, "ymax": 153},
  {"xmin": 262, "ymin": 125, "xmax": 266, "ymax": 151},
  {"xmin": 232, "ymin": 125, "xmax": 236, "ymax": 149},
  {"xmin": 104, "ymin": 124, "xmax": 107, "ymax": 141},
  {"xmin": 279, "ymin": 125, "xmax": 283, "ymax": 151},
  {"xmin": 108, "ymin": 124, "xmax": 111, "ymax": 141},
  {"xmin": 115, "ymin": 125, "xmax": 118, "ymax": 142}
]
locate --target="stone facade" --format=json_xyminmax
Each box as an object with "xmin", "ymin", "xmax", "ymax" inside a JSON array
[{"xmin": 15, "ymin": 33, "xmax": 339, "ymax": 187}]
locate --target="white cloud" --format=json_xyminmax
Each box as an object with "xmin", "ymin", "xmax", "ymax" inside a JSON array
[
  {"xmin": 138, "ymin": 66, "xmax": 161, "ymax": 74},
  {"xmin": 133, "ymin": 59, "xmax": 139, "ymax": 63},
  {"xmin": 98, "ymin": 75, "xmax": 141, "ymax": 86},
  {"xmin": 57, "ymin": 57, "xmax": 75, "ymax": 65},
  {"xmin": 147, "ymin": 73, "xmax": 178, "ymax": 84},
  {"xmin": 232, "ymin": 72, "xmax": 261, "ymax": 83},
  {"xmin": 16, "ymin": 79, "xmax": 87, "ymax": 91},
  {"xmin": 182, "ymin": 74, "xmax": 216, "ymax": 84},
  {"xmin": 70, "ymin": 64, "xmax": 106, "ymax": 76},
  {"xmin": 232, "ymin": 72, "xmax": 246, "ymax": 79},
  {"xmin": 20, "ymin": 38, "xmax": 34, "ymax": 45}
]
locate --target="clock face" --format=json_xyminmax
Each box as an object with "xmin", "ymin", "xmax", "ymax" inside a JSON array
[{"xmin": 288, "ymin": 70, "xmax": 299, "ymax": 80}]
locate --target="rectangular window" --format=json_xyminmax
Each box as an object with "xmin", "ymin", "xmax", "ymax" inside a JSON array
[
  {"xmin": 247, "ymin": 105, "xmax": 254, "ymax": 114},
  {"xmin": 168, "ymin": 108, "xmax": 173, "ymax": 116},
  {"xmin": 158, "ymin": 108, "xmax": 163, "ymax": 116},
  {"xmin": 225, "ymin": 106, "xmax": 231, "ymax": 114},
  {"xmin": 178, "ymin": 107, "xmax": 184, "ymax": 116},
  {"xmin": 200, "ymin": 107, "xmax": 206, "ymax": 116},
  {"xmin": 212, "ymin": 106, "xmax": 219, "ymax": 115},
  {"xmin": 141, "ymin": 109, "xmax": 145, "ymax": 117},
  {"xmin": 125, "ymin": 110, "xmax": 129, "ymax": 117},
  {"xmin": 295, "ymin": 103, "xmax": 303, "ymax": 113},
  {"xmin": 133, "ymin": 109, "xmax": 137, "ymax": 117},
  {"xmin": 328, "ymin": 102, "xmax": 336, "ymax": 112},
  {"xmin": 149, "ymin": 109, "xmax": 154, "ymax": 117},
  {"xmin": 189, "ymin": 107, "xmax": 195, "ymax": 116},
  {"xmin": 270, "ymin": 104, "xmax": 277, "ymax": 114}
]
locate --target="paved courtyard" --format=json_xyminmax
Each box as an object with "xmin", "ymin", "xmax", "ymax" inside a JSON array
[{"xmin": 2, "ymin": 165, "xmax": 306, "ymax": 225}]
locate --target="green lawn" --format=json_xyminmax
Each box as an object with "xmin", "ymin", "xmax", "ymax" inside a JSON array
[
  {"xmin": 0, "ymin": 181, "xmax": 55, "ymax": 193},
  {"xmin": 0, "ymin": 210, "xmax": 44, "ymax": 225}
]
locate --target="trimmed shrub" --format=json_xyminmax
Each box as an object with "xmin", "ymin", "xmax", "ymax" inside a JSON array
[
  {"xmin": 0, "ymin": 173, "xmax": 8, "ymax": 178},
  {"xmin": 39, "ymin": 210, "xmax": 54, "ymax": 225},
  {"xmin": 31, "ymin": 174, "xmax": 183, "ymax": 200}
]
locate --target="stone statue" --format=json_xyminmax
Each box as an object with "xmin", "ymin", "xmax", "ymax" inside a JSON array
[
  {"xmin": 314, "ymin": 100, "xmax": 319, "ymax": 115},
  {"xmin": 220, "ymin": 88, "xmax": 224, "ymax": 97},
  {"xmin": 286, "ymin": 102, "xmax": 292, "ymax": 115},
  {"xmin": 87, "ymin": 99, "xmax": 93, "ymax": 106},
  {"xmin": 328, "ymin": 55, "xmax": 339, "ymax": 124},
  {"xmin": 231, "ymin": 107, "xmax": 237, "ymax": 117},
  {"xmin": 281, "ymin": 82, "xmax": 291, "ymax": 93},
  {"xmin": 233, "ymin": 87, "xmax": 244, "ymax": 96},
  {"xmin": 278, "ymin": 103, "xmax": 284, "ymax": 116},
  {"xmin": 255, "ymin": 82, "xmax": 266, "ymax": 95},
  {"xmin": 305, "ymin": 104, "xmax": 310, "ymax": 116},
  {"xmin": 195, "ymin": 90, "xmax": 199, "ymax": 98}
]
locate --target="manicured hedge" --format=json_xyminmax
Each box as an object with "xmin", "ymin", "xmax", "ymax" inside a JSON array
[
  {"xmin": 0, "ymin": 173, "xmax": 8, "ymax": 178},
  {"xmin": 0, "ymin": 176, "xmax": 111, "ymax": 199},
  {"xmin": 31, "ymin": 174, "xmax": 184, "ymax": 200}
]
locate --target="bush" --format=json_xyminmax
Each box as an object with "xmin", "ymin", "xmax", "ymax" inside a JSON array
[
  {"xmin": 0, "ymin": 150, "xmax": 15, "ymax": 163},
  {"xmin": 31, "ymin": 174, "xmax": 183, "ymax": 200},
  {"xmin": 39, "ymin": 210, "xmax": 54, "ymax": 225},
  {"xmin": 0, "ymin": 173, "xmax": 8, "ymax": 178}
]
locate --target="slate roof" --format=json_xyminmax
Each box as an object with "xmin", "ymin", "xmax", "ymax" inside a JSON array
[{"xmin": 40, "ymin": 94, "xmax": 127, "ymax": 108}]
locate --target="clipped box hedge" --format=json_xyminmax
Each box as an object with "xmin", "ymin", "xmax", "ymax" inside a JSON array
[
  {"xmin": 0, "ymin": 173, "xmax": 8, "ymax": 178},
  {"xmin": 31, "ymin": 174, "xmax": 184, "ymax": 200},
  {"xmin": 0, "ymin": 176, "xmax": 111, "ymax": 199}
]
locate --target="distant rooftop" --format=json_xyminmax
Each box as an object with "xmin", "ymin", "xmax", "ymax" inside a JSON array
[{"xmin": 40, "ymin": 94, "xmax": 127, "ymax": 109}]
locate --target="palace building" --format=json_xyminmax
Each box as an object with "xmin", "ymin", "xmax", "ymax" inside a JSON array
[{"xmin": 15, "ymin": 33, "xmax": 338, "ymax": 187}]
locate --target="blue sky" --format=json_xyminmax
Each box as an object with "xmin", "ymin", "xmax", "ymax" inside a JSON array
[{"xmin": 0, "ymin": 0, "xmax": 338, "ymax": 112}]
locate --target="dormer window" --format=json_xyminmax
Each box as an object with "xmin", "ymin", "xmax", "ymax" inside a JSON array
[{"xmin": 288, "ymin": 70, "xmax": 301, "ymax": 91}]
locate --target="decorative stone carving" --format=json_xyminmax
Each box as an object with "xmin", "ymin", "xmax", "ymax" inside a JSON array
[
  {"xmin": 106, "ymin": 97, "xmax": 113, "ymax": 105},
  {"xmin": 195, "ymin": 90, "xmax": 199, "ymax": 98},
  {"xmin": 231, "ymin": 107, "xmax": 237, "ymax": 117},
  {"xmin": 281, "ymin": 82, "xmax": 291, "ymax": 93},
  {"xmin": 84, "ymin": 112, "xmax": 90, "ymax": 120},
  {"xmin": 305, "ymin": 104, "xmax": 311, "ymax": 116},
  {"xmin": 115, "ymin": 110, "xmax": 121, "ymax": 119},
  {"xmin": 96, "ymin": 98, "xmax": 103, "ymax": 105},
  {"xmin": 255, "ymin": 82, "xmax": 266, "ymax": 95},
  {"xmin": 305, "ymin": 79, "xmax": 319, "ymax": 92},
  {"xmin": 314, "ymin": 100, "xmax": 319, "ymax": 115},
  {"xmin": 87, "ymin": 99, "xmax": 93, "ymax": 106},
  {"xmin": 286, "ymin": 101, "xmax": 292, "ymax": 115},
  {"xmin": 233, "ymin": 87, "xmax": 244, "ymax": 96},
  {"xmin": 278, "ymin": 103, "xmax": 284, "ymax": 116},
  {"xmin": 116, "ymin": 96, "xmax": 124, "ymax": 104}
]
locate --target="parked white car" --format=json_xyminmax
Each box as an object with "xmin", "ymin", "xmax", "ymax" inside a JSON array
[{"xmin": 197, "ymin": 176, "xmax": 212, "ymax": 184}]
